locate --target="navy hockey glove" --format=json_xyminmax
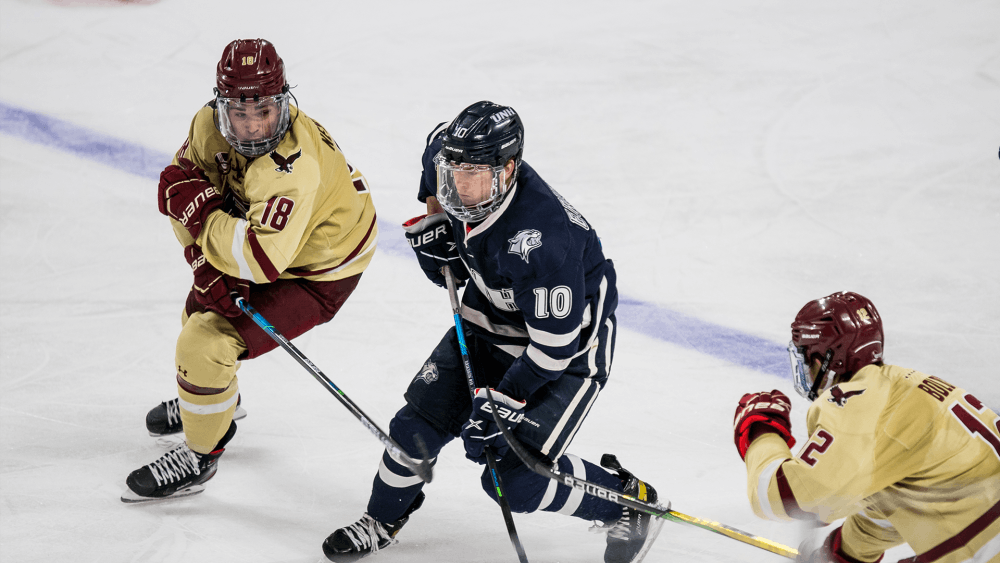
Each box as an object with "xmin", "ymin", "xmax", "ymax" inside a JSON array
[
  {"xmin": 461, "ymin": 388, "xmax": 526, "ymax": 463},
  {"xmin": 733, "ymin": 389, "xmax": 796, "ymax": 460},
  {"xmin": 402, "ymin": 213, "xmax": 468, "ymax": 287},
  {"xmin": 184, "ymin": 245, "xmax": 249, "ymax": 318},
  {"xmin": 796, "ymin": 526, "xmax": 879, "ymax": 563},
  {"xmin": 158, "ymin": 158, "xmax": 223, "ymax": 239}
]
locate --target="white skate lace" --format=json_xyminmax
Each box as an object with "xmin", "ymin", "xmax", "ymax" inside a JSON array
[
  {"xmin": 148, "ymin": 444, "xmax": 200, "ymax": 486},
  {"xmin": 165, "ymin": 398, "xmax": 181, "ymax": 427},
  {"xmin": 605, "ymin": 507, "xmax": 633, "ymax": 542},
  {"xmin": 341, "ymin": 514, "xmax": 393, "ymax": 553}
]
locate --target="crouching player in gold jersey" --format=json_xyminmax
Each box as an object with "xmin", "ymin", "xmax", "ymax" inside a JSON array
[
  {"xmin": 733, "ymin": 292, "xmax": 999, "ymax": 563},
  {"xmin": 121, "ymin": 39, "xmax": 377, "ymax": 502}
]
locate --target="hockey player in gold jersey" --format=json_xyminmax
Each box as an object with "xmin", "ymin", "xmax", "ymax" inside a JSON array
[
  {"xmin": 122, "ymin": 39, "xmax": 377, "ymax": 502},
  {"xmin": 733, "ymin": 292, "xmax": 1000, "ymax": 563}
]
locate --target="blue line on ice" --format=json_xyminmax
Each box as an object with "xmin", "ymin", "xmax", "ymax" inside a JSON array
[{"xmin": 0, "ymin": 101, "xmax": 789, "ymax": 379}]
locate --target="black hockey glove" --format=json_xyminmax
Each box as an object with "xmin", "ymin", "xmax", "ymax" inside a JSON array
[
  {"xmin": 461, "ymin": 388, "xmax": 526, "ymax": 464},
  {"xmin": 402, "ymin": 213, "xmax": 469, "ymax": 288}
]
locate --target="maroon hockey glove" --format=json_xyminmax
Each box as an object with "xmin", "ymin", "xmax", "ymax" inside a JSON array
[
  {"xmin": 461, "ymin": 388, "xmax": 526, "ymax": 464},
  {"xmin": 158, "ymin": 158, "xmax": 223, "ymax": 239},
  {"xmin": 184, "ymin": 245, "xmax": 249, "ymax": 318},
  {"xmin": 796, "ymin": 526, "xmax": 883, "ymax": 563},
  {"xmin": 402, "ymin": 213, "xmax": 469, "ymax": 288},
  {"xmin": 733, "ymin": 389, "xmax": 796, "ymax": 460}
]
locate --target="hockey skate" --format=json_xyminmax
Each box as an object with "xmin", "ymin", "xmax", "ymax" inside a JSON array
[
  {"xmin": 322, "ymin": 492, "xmax": 425, "ymax": 562},
  {"xmin": 146, "ymin": 396, "xmax": 246, "ymax": 436},
  {"xmin": 122, "ymin": 421, "xmax": 236, "ymax": 503},
  {"xmin": 601, "ymin": 454, "xmax": 666, "ymax": 563}
]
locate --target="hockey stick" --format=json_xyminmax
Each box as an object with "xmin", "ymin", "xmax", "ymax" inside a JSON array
[
  {"xmin": 463, "ymin": 322, "xmax": 799, "ymax": 559},
  {"xmin": 443, "ymin": 267, "xmax": 530, "ymax": 563},
  {"xmin": 232, "ymin": 293, "xmax": 433, "ymax": 484},
  {"xmin": 483, "ymin": 392, "xmax": 798, "ymax": 560}
]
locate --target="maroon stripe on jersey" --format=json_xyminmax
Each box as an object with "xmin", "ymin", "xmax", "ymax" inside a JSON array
[
  {"xmin": 287, "ymin": 214, "xmax": 376, "ymax": 277},
  {"xmin": 352, "ymin": 177, "xmax": 367, "ymax": 193},
  {"xmin": 775, "ymin": 462, "xmax": 812, "ymax": 520},
  {"xmin": 247, "ymin": 229, "xmax": 281, "ymax": 282},
  {"xmin": 898, "ymin": 498, "xmax": 1000, "ymax": 562}
]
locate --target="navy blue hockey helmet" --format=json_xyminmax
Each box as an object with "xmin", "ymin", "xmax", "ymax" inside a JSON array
[
  {"xmin": 435, "ymin": 101, "xmax": 524, "ymax": 221},
  {"xmin": 440, "ymin": 101, "xmax": 524, "ymax": 168}
]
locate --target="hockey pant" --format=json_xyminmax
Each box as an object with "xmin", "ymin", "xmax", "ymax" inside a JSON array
[
  {"xmin": 174, "ymin": 275, "xmax": 360, "ymax": 454},
  {"xmin": 367, "ymin": 322, "xmax": 625, "ymax": 525}
]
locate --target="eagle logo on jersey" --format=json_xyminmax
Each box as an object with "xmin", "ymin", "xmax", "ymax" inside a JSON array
[
  {"xmin": 415, "ymin": 360, "xmax": 438, "ymax": 385},
  {"xmin": 508, "ymin": 229, "xmax": 542, "ymax": 264},
  {"xmin": 270, "ymin": 149, "xmax": 302, "ymax": 173},
  {"xmin": 828, "ymin": 386, "xmax": 866, "ymax": 407}
]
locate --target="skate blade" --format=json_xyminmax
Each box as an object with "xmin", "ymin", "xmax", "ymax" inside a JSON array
[
  {"xmin": 147, "ymin": 406, "xmax": 246, "ymax": 438},
  {"xmin": 631, "ymin": 508, "xmax": 666, "ymax": 563},
  {"xmin": 120, "ymin": 484, "xmax": 206, "ymax": 504}
]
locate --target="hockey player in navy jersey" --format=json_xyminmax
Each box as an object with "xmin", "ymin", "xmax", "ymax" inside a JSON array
[{"xmin": 323, "ymin": 101, "xmax": 664, "ymax": 563}]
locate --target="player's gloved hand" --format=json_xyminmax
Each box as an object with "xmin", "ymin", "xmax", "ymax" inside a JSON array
[
  {"xmin": 402, "ymin": 213, "xmax": 469, "ymax": 288},
  {"xmin": 796, "ymin": 527, "xmax": 875, "ymax": 563},
  {"xmin": 184, "ymin": 245, "xmax": 249, "ymax": 318},
  {"xmin": 733, "ymin": 389, "xmax": 796, "ymax": 460},
  {"xmin": 158, "ymin": 158, "xmax": 223, "ymax": 239},
  {"xmin": 461, "ymin": 388, "xmax": 526, "ymax": 464}
]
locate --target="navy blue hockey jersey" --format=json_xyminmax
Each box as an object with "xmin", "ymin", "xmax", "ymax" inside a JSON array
[{"xmin": 418, "ymin": 125, "xmax": 619, "ymax": 402}]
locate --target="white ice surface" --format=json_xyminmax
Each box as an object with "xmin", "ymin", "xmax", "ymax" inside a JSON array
[{"xmin": 1, "ymin": 1, "xmax": 998, "ymax": 562}]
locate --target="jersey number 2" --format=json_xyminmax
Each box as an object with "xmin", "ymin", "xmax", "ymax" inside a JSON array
[{"xmin": 799, "ymin": 430, "xmax": 834, "ymax": 467}]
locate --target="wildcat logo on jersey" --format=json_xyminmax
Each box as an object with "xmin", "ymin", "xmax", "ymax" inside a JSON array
[
  {"xmin": 415, "ymin": 360, "xmax": 438, "ymax": 384},
  {"xmin": 508, "ymin": 229, "xmax": 542, "ymax": 264},
  {"xmin": 828, "ymin": 386, "xmax": 866, "ymax": 407},
  {"xmin": 270, "ymin": 149, "xmax": 302, "ymax": 173}
]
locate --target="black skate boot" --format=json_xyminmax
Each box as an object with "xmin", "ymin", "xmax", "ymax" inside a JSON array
[
  {"xmin": 601, "ymin": 454, "xmax": 666, "ymax": 563},
  {"xmin": 122, "ymin": 421, "xmax": 237, "ymax": 503},
  {"xmin": 146, "ymin": 395, "xmax": 246, "ymax": 436},
  {"xmin": 322, "ymin": 492, "xmax": 425, "ymax": 562}
]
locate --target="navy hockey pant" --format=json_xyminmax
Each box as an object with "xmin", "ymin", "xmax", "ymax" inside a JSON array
[{"xmin": 366, "ymin": 324, "xmax": 625, "ymax": 525}]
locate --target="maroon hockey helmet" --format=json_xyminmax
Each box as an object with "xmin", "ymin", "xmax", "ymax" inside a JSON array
[
  {"xmin": 214, "ymin": 39, "xmax": 291, "ymax": 157},
  {"xmin": 788, "ymin": 292, "xmax": 884, "ymax": 401},
  {"xmin": 216, "ymin": 39, "xmax": 286, "ymax": 99}
]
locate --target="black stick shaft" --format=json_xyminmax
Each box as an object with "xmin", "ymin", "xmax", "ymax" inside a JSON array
[
  {"xmin": 444, "ymin": 268, "xmax": 530, "ymax": 563},
  {"xmin": 232, "ymin": 294, "xmax": 432, "ymax": 484}
]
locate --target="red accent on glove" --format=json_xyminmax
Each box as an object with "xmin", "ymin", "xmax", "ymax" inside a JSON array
[
  {"xmin": 158, "ymin": 158, "xmax": 223, "ymax": 239},
  {"xmin": 184, "ymin": 245, "xmax": 249, "ymax": 318},
  {"xmin": 733, "ymin": 389, "xmax": 796, "ymax": 460}
]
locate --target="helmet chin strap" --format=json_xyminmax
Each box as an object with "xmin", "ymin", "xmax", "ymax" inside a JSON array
[{"xmin": 808, "ymin": 349, "xmax": 835, "ymax": 401}]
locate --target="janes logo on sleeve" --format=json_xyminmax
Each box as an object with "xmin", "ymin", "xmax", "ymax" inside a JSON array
[
  {"xmin": 508, "ymin": 229, "xmax": 542, "ymax": 264},
  {"xmin": 270, "ymin": 149, "xmax": 302, "ymax": 173}
]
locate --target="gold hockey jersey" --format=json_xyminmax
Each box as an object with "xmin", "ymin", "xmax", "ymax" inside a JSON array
[
  {"xmin": 169, "ymin": 103, "xmax": 377, "ymax": 283},
  {"xmin": 744, "ymin": 364, "xmax": 1000, "ymax": 563}
]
